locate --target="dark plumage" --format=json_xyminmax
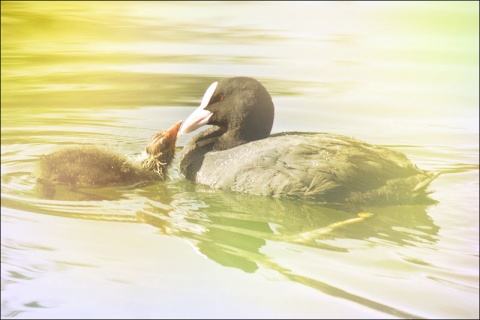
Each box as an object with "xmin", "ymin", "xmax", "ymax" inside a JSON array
[
  {"xmin": 179, "ymin": 77, "xmax": 438, "ymax": 204},
  {"xmin": 35, "ymin": 121, "xmax": 181, "ymax": 187}
]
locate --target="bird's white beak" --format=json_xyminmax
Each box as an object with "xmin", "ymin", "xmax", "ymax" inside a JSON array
[{"xmin": 179, "ymin": 81, "xmax": 218, "ymax": 135}]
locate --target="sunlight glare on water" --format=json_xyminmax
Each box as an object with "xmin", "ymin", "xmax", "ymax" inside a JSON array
[{"xmin": 1, "ymin": 1, "xmax": 479, "ymax": 319}]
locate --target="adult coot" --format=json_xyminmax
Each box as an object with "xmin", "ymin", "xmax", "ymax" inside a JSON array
[
  {"xmin": 35, "ymin": 121, "xmax": 182, "ymax": 186},
  {"xmin": 178, "ymin": 77, "xmax": 438, "ymax": 204}
]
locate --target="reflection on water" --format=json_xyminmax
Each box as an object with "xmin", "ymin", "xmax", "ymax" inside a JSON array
[
  {"xmin": 144, "ymin": 190, "xmax": 440, "ymax": 280},
  {"xmin": 1, "ymin": 1, "xmax": 479, "ymax": 319},
  {"xmin": 4, "ymin": 173, "xmax": 442, "ymax": 318}
]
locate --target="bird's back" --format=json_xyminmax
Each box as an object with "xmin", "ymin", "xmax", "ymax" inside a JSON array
[
  {"xmin": 35, "ymin": 146, "xmax": 151, "ymax": 186},
  {"xmin": 193, "ymin": 132, "xmax": 437, "ymax": 204}
]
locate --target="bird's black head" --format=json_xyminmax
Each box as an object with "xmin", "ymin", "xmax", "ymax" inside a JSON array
[{"xmin": 179, "ymin": 77, "xmax": 274, "ymax": 150}]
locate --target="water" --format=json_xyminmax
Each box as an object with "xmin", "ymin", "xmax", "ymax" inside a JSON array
[{"xmin": 1, "ymin": 2, "xmax": 479, "ymax": 318}]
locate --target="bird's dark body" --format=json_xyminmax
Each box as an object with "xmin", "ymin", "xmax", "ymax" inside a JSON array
[
  {"xmin": 35, "ymin": 121, "xmax": 182, "ymax": 187},
  {"xmin": 181, "ymin": 131, "xmax": 436, "ymax": 204},
  {"xmin": 35, "ymin": 146, "xmax": 155, "ymax": 187},
  {"xmin": 178, "ymin": 77, "xmax": 438, "ymax": 204}
]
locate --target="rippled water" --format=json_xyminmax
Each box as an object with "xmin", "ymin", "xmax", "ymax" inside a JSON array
[{"xmin": 1, "ymin": 2, "xmax": 479, "ymax": 318}]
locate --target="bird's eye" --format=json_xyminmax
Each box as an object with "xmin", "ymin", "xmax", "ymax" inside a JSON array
[
  {"xmin": 161, "ymin": 139, "xmax": 170, "ymax": 149},
  {"xmin": 216, "ymin": 94, "xmax": 224, "ymax": 102}
]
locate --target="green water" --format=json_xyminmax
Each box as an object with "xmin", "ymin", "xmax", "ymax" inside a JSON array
[{"xmin": 1, "ymin": 2, "xmax": 479, "ymax": 318}]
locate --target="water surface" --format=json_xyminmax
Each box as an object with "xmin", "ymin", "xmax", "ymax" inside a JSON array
[{"xmin": 1, "ymin": 2, "xmax": 479, "ymax": 318}]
